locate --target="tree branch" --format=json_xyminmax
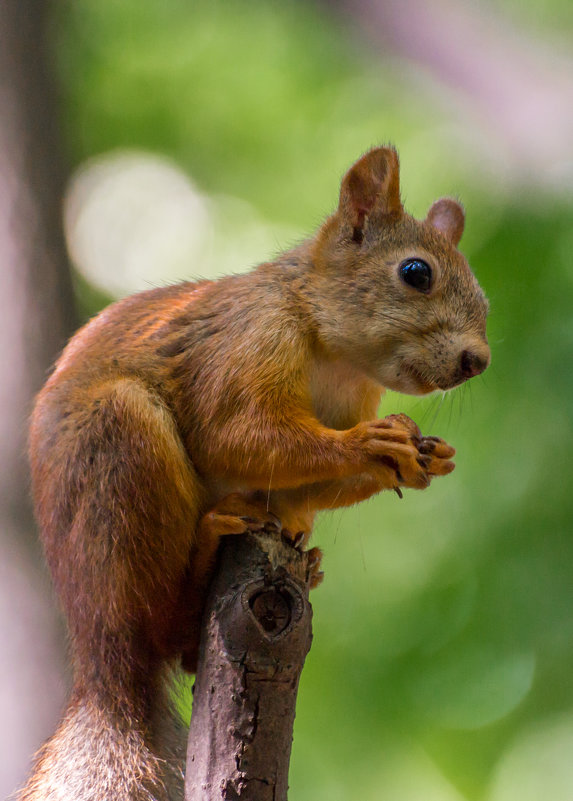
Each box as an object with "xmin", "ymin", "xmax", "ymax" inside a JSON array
[{"xmin": 185, "ymin": 529, "xmax": 313, "ymax": 801}]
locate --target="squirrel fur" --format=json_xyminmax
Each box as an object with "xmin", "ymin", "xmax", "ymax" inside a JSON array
[{"xmin": 20, "ymin": 147, "xmax": 489, "ymax": 800}]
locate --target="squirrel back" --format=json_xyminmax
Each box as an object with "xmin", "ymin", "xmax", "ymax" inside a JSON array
[{"xmin": 20, "ymin": 146, "xmax": 488, "ymax": 800}]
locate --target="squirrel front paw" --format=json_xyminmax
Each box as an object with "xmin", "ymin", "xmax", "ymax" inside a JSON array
[
  {"xmin": 384, "ymin": 413, "xmax": 456, "ymax": 489},
  {"xmin": 349, "ymin": 413, "xmax": 455, "ymax": 493}
]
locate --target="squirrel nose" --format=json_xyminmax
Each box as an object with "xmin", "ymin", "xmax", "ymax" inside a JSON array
[{"xmin": 460, "ymin": 349, "xmax": 489, "ymax": 379}]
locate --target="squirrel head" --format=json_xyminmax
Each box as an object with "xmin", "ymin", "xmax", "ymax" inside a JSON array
[{"xmin": 309, "ymin": 146, "xmax": 490, "ymax": 395}]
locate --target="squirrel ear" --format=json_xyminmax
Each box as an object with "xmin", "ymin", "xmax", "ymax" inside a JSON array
[
  {"xmin": 426, "ymin": 198, "xmax": 465, "ymax": 246},
  {"xmin": 338, "ymin": 147, "xmax": 402, "ymax": 244}
]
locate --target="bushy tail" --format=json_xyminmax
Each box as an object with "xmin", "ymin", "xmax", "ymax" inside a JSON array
[{"xmin": 17, "ymin": 685, "xmax": 186, "ymax": 801}]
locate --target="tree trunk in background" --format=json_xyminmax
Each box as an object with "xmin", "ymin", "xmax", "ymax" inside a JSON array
[{"xmin": 0, "ymin": 0, "xmax": 77, "ymax": 796}]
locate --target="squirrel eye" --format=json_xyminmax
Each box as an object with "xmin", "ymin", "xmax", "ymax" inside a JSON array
[{"xmin": 399, "ymin": 258, "xmax": 432, "ymax": 293}]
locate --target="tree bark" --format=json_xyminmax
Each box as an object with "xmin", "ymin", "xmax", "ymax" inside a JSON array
[{"xmin": 185, "ymin": 530, "xmax": 313, "ymax": 801}]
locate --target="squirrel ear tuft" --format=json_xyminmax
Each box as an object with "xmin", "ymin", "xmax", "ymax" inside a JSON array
[
  {"xmin": 426, "ymin": 198, "xmax": 465, "ymax": 246},
  {"xmin": 338, "ymin": 147, "xmax": 402, "ymax": 244}
]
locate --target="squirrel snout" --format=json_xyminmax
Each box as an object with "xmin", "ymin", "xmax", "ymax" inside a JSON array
[{"xmin": 460, "ymin": 348, "xmax": 490, "ymax": 379}]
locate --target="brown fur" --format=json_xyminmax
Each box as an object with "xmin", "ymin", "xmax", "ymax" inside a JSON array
[{"xmin": 20, "ymin": 147, "xmax": 489, "ymax": 799}]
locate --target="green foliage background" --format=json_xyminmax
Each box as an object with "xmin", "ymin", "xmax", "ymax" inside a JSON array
[{"xmin": 52, "ymin": 1, "xmax": 573, "ymax": 798}]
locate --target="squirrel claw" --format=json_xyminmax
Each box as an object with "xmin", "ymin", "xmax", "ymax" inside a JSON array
[
  {"xmin": 239, "ymin": 516, "xmax": 266, "ymax": 532},
  {"xmin": 292, "ymin": 531, "xmax": 305, "ymax": 550},
  {"xmin": 281, "ymin": 529, "xmax": 305, "ymax": 550},
  {"xmin": 418, "ymin": 440, "xmax": 436, "ymax": 454},
  {"xmin": 263, "ymin": 512, "xmax": 282, "ymax": 534},
  {"xmin": 306, "ymin": 546, "xmax": 322, "ymax": 568},
  {"xmin": 310, "ymin": 570, "xmax": 325, "ymax": 589},
  {"xmin": 305, "ymin": 547, "xmax": 324, "ymax": 589}
]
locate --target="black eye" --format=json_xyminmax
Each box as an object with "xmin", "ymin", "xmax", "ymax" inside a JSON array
[{"xmin": 399, "ymin": 258, "xmax": 432, "ymax": 293}]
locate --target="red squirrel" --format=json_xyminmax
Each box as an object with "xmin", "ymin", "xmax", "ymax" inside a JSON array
[{"xmin": 20, "ymin": 147, "xmax": 489, "ymax": 800}]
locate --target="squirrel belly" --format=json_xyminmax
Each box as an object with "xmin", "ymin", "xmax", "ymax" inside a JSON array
[{"xmin": 20, "ymin": 146, "xmax": 488, "ymax": 800}]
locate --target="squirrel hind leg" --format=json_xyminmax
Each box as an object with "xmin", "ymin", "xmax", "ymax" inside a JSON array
[
  {"xmin": 33, "ymin": 377, "xmax": 203, "ymax": 698},
  {"xmin": 176, "ymin": 492, "xmax": 282, "ymax": 671}
]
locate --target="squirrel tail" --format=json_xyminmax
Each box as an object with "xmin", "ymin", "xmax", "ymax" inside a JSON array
[{"xmin": 17, "ymin": 676, "xmax": 186, "ymax": 801}]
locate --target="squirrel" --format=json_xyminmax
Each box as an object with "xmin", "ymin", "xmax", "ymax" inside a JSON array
[{"xmin": 20, "ymin": 146, "xmax": 489, "ymax": 800}]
